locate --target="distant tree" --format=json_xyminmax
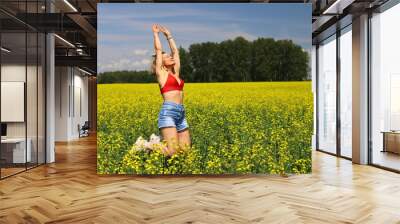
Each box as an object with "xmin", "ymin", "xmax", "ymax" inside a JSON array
[
  {"xmin": 251, "ymin": 38, "xmax": 277, "ymax": 81},
  {"xmin": 98, "ymin": 70, "xmax": 156, "ymax": 84},
  {"xmin": 98, "ymin": 36, "xmax": 310, "ymax": 83},
  {"xmin": 232, "ymin": 37, "xmax": 252, "ymax": 81},
  {"xmin": 189, "ymin": 42, "xmax": 218, "ymax": 82},
  {"xmin": 178, "ymin": 47, "xmax": 193, "ymax": 81}
]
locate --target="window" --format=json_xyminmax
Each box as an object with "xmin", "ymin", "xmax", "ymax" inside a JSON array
[
  {"xmin": 317, "ymin": 34, "xmax": 337, "ymax": 154},
  {"xmin": 339, "ymin": 26, "xmax": 352, "ymax": 158},
  {"xmin": 370, "ymin": 2, "xmax": 400, "ymax": 171}
]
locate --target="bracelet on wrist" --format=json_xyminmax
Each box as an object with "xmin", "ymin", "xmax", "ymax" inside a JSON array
[{"xmin": 167, "ymin": 36, "xmax": 173, "ymax": 40}]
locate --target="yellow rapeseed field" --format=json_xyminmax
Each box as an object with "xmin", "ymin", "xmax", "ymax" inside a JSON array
[{"xmin": 97, "ymin": 82, "xmax": 313, "ymax": 175}]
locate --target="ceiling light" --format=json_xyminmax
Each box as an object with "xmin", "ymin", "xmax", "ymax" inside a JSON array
[
  {"xmin": 63, "ymin": 0, "xmax": 78, "ymax": 12},
  {"xmin": 323, "ymin": 0, "xmax": 341, "ymax": 14},
  {"xmin": 54, "ymin": 34, "xmax": 75, "ymax": 48},
  {"xmin": 322, "ymin": 0, "xmax": 355, "ymax": 15},
  {"xmin": 78, "ymin": 67, "xmax": 93, "ymax": 76},
  {"xmin": 76, "ymin": 48, "xmax": 85, "ymax": 55},
  {"xmin": 1, "ymin": 47, "xmax": 11, "ymax": 53}
]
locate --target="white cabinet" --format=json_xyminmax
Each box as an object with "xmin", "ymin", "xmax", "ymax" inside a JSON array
[{"xmin": 1, "ymin": 138, "xmax": 32, "ymax": 163}]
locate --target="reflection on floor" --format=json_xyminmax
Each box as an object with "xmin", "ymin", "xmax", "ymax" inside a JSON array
[
  {"xmin": 0, "ymin": 162, "xmax": 42, "ymax": 178},
  {"xmin": 373, "ymin": 150, "xmax": 400, "ymax": 171},
  {"xmin": 0, "ymin": 167, "xmax": 25, "ymax": 178}
]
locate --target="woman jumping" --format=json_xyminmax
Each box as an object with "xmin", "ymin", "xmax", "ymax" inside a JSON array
[{"xmin": 152, "ymin": 24, "xmax": 191, "ymax": 156}]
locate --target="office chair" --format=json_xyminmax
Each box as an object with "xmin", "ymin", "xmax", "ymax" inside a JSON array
[{"xmin": 79, "ymin": 121, "xmax": 90, "ymax": 138}]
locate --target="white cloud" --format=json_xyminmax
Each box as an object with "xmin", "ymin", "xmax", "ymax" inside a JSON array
[
  {"xmin": 99, "ymin": 6, "xmax": 223, "ymax": 22},
  {"xmin": 98, "ymin": 34, "xmax": 147, "ymax": 42},
  {"xmin": 156, "ymin": 21, "xmax": 258, "ymax": 45},
  {"xmin": 98, "ymin": 57, "xmax": 151, "ymax": 73},
  {"xmin": 133, "ymin": 49, "xmax": 149, "ymax": 56}
]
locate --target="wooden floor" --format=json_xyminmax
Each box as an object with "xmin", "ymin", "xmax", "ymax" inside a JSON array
[
  {"xmin": 0, "ymin": 167, "xmax": 26, "ymax": 178},
  {"xmin": 1, "ymin": 135, "xmax": 400, "ymax": 223},
  {"xmin": 373, "ymin": 151, "xmax": 400, "ymax": 171}
]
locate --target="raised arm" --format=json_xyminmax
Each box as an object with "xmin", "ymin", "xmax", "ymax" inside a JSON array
[
  {"xmin": 152, "ymin": 24, "xmax": 163, "ymax": 76},
  {"xmin": 159, "ymin": 25, "xmax": 180, "ymax": 75}
]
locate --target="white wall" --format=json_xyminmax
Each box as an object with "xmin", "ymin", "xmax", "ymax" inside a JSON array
[
  {"xmin": 75, "ymin": 69, "xmax": 89, "ymax": 139},
  {"xmin": 1, "ymin": 63, "xmax": 46, "ymax": 164},
  {"xmin": 1, "ymin": 65, "xmax": 26, "ymax": 140},
  {"xmin": 1, "ymin": 64, "xmax": 26, "ymax": 81},
  {"xmin": 55, "ymin": 66, "xmax": 89, "ymax": 141},
  {"xmin": 1, "ymin": 65, "xmax": 38, "ymax": 137},
  {"xmin": 55, "ymin": 66, "xmax": 69, "ymax": 141}
]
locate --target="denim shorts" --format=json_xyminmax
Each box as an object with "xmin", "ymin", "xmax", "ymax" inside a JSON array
[{"xmin": 158, "ymin": 101, "xmax": 189, "ymax": 132}]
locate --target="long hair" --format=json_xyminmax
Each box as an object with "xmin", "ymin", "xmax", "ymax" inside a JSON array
[{"xmin": 151, "ymin": 51, "xmax": 165, "ymax": 75}]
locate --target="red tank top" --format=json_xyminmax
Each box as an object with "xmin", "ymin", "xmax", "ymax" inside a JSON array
[{"xmin": 160, "ymin": 72, "xmax": 184, "ymax": 94}]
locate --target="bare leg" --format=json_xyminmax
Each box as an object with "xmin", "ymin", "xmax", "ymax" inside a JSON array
[
  {"xmin": 177, "ymin": 129, "xmax": 191, "ymax": 149},
  {"xmin": 160, "ymin": 127, "xmax": 179, "ymax": 155}
]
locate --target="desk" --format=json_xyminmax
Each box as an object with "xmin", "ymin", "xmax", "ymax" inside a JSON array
[
  {"xmin": 381, "ymin": 131, "xmax": 400, "ymax": 154},
  {"xmin": 1, "ymin": 138, "xmax": 31, "ymax": 163}
]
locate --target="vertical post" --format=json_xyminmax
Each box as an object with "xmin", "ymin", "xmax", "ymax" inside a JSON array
[
  {"xmin": 315, "ymin": 44, "xmax": 319, "ymax": 151},
  {"xmin": 336, "ymin": 27, "xmax": 341, "ymax": 157},
  {"xmin": 352, "ymin": 14, "xmax": 369, "ymax": 164},
  {"xmin": 46, "ymin": 0, "xmax": 55, "ymax": 163},
  {"xmin": 311, "ymin": 45, "xmax": 317, "ymax": 150},
  {"xmin": 0, "ymin": 23, "xmax": 2, "ymax": 179},
  {"xmin": 25, "ymin": 2, "xmax": 28, "ymax": 170},
  {"xmin": 36, "ymin": 0, "xmax": 39, "ymax": 167},
  {"xmin": 367, "ymin": 10, "xmax": 373, "ymax": 165}
]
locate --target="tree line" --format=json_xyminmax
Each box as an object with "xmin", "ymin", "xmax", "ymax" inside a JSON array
[
  {"xmin": 98, "ymin": 37, "xmax": 310, "ymax": 84},
  {"xmin": 98, "ymin": 70, "xmax": 156, "ymax": 84}
]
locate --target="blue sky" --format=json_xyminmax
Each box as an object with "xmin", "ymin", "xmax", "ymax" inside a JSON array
[{"xmin": 98, "ymin": 3, "xmax": 311, "ymax": 73}]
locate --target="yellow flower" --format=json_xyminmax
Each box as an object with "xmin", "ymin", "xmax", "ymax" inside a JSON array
[{"xmin": 98, "ymin": 82, "xmax": 313, "ymax": 175}]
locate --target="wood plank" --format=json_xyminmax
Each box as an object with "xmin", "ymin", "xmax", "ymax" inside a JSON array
[{"xmin": 0, "ymin": 134, "xmax": 399, "ymax": 223}]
